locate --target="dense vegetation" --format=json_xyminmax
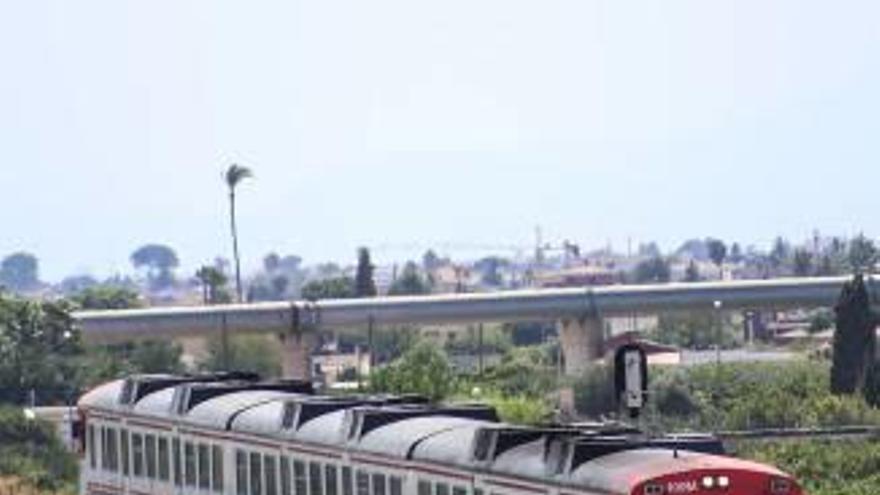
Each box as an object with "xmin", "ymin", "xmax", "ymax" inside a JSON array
[
  {"xmin": 574, "ymin": 360, "xmax": 880, "ymax": 430},
  {"xmin": 738, "ymin": 438, "xmax": 880, "ymax": 495},
  {"xmin": 0, "ymin": 407, "xmax": 77, "ymax": 492}
]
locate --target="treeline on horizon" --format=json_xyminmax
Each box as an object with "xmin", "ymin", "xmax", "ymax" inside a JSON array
[{"xmin": 1, "ymin": 232, "xmax": 878, "ymax": 303}]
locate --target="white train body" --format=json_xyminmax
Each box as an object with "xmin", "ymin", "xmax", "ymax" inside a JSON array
[{"xmin": 77, "ymin": 374, "xmax": 801, "ymax": 495}]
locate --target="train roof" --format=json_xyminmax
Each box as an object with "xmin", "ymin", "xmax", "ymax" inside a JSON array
[
  {"xmin": 358, "ymin": 416, "xmax": 491, "ymax": 460},
  {"xmin": 78, "ymin": 374, "xmax": 751, "ymax": 494},
  {"xmin": 187, "ymin": 391, "xmax": 302, "ymax": 430}
]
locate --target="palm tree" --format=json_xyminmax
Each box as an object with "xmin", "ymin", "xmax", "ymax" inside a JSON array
[{"xmin": 224, "ymin": 164, "xmax": 253, "ymax": 302}]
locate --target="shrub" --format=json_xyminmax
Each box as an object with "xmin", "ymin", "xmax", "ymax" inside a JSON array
[
  {"xmin": 481, "ymin": 394, "xmax": 553, "ymax": 425},
  {"xmin": 738, "ymin": 438, "xmax": 880, "ymax": 495},
  {"xmin": 0, "ymin": 407, "xmax": 78, "ymax": 491},
  {"xmin": 640, "ymin": 361, "xmax": 880, "ymax": 430},
  {"xmin": 572, "ymin": 364, "xmax": 616, "ymax": 418},
  {"xmin": 482, "ymin": 346, "xmax": 557, "ymax": 398},
  {"xmin": 369, "ymin": 341, "xmax": 456, "ymax": 401}
]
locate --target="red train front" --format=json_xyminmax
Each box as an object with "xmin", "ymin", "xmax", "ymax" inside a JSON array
[{"xmin": 574, "ymin": 446, "xmax": 803, "ymax": 495}]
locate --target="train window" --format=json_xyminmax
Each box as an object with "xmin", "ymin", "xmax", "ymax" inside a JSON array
[
  {"xmin": 309, "ymin": 462, "xmax": 323, "ymax": 495},
  {"xmin": 236, "ymin": 450, "xmax": 248, "ymax": 495},
  {"xmin": 341, "ymin": 467, "xmax": 352, "ymax": 495},
  {"xmin": 250, "ymin": 452, "xmax": 264, "ymax": 495},
  {"xmin": 199, "ymin": 444, "xmax": 211, "ymax": 490},
  {"xmin": 111, "ymin": 428, "xmax": 120, "ymax": 472},
  {"xmin": 265, "ymin": 456, "xmax": 278, "ymax": 495},
  {"xmin": 212, "ymin": 445, "xmax": 224, "ymax": 492},
  {"xmin": 146, "ymin": 435, "xmax": 157, "ymax": 479},
  {"xmin": 372, "ymin": 474, "xmax": 386, "ymax": 495},
  {"xmin": 121, "ymin": 429, "xmax": 130, "ymax": 476},
  {"xmin": 435, "ymin": 483, "xmax": 449, "ymax": 495},
  {"xmin": 325, "ymin": 465, "xmax": 338, "ymax": 495},
  {"xmin": 133, "ymin": 433, "xmax": 144, "ymax": 477},
  {"xmin": 356, "ymin": 470, "xmax": 369, "ymax": 495},
  {"xmin": 473, "ymin": 489, "xmax": 483, "ymax": 495},
  {"xmin": 417, "ymin": 480, "xmax": 431, "ymax": 495},
  {"xmin": 452, "ymin": 487, "xmax": 467, "ymax": 495},
  {"xmin": 158, "ymin": 437, "xmax": 170, "ymax": 481},
  {"xmin": 173, "ymin": 438, "xmax": 182, "ymax": 486},
  {"xmin": 100, "ymin": 427, "xmax": 107, "ymax": 470},
  {"xmin": 389, "ymin": 477, "xmax": 402, "ymax": 495},
  {"xmin": 293, "ymin": 460, "xmax": 307, "ymax": 495},
  {"xmin": 107, "ymin": 428, "xmax": 120, "ymax": 472},
  {"xmin": 185, "ymin": 442, "xmax": 197, "ymax": 487},
  {"xmin": 280, "ymin": 457, "xmax": 291, "ymax": 495},
  {"xmin": 88, "ymin": 425, "xmax": 96, "ymax": 469}
]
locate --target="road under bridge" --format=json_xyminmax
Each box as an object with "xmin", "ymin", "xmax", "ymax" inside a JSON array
[{"xmin": 73, "ymin": 276, "xmax": 879, "ymax": 377}]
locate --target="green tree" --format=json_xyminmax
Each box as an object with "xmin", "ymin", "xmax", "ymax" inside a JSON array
[
  {"xmin": 484, "ymin": 346, "xmax": 557, "ymax": 398},
  {"xmin": 0, "ymin": 252, "xmax": 40, "ymax": 292},
  {"xmin": 475, "ymin": 257, "xmax": 507, "ymax": 287},
  {"xmin": 0, "ymin": 406, "xmax": 78, "ymax": 490},
  {"xmin": 58, "ymin": 274, "xmax": 98, "ymax": 294},
  {"xmin": 200, "ymin": 335, "xmax": 282, "ymax": 377},
  {"xmin": 706, "ymin": 238, "xmax": 727, "ymax": 278},
  {"xmin": 224, "ymin": 164, "xmax": 254, "ymax": 302},
  {"xmin": 354, "ymin": 247, "xmax": 377, "ymax": 297},
  {"xmin": 729, "ymin": 242, "xmax": 743, "ymax": 263},
  {"xmin": 684, "ymin": 260, "xmax": 700, "ymax": 282},
  {"xmin": 572, "ymin": 364, "xmax": 616, "ymax": 418},
  {"xmin": 195, "ymin": 266, "xmax": 230, "ymax": 304},
  {"xmin": 793, "ymin": 248, "xmax": 814, "ymax": 277},
  {"xmin": 422, "ymin": 249, "xmax": 443, "ymax": 271},
  {"xmin": 0, "ymin": 297, "xmax": 80, "ymax": 405},
  {"xmin": 72, "ymin": 285, "xmax": 143, "ymax": 310},
  {"xmin": 831, "ymin": 275, "xmax": 877, "ymax": 395},
  {"xmin": 130, "ymin": 244, "xmax": 179, "ymax": 290},
  {"xmin": 848, "ymin": 233, "xmax": 877, "ymax": 273},
  {"xmin": 653, "ymin": 312, "xmax": 738, "ymax": 349},
  {"xmin": 634, "ymin": 256, "xmax": 670, "ymax": 283},
  {"xmin": 72, "ymin": 285, "xmax": 184, "ymax": 378},
  {"xmin": 301, "ymin": 277, "xmax": 355, "ymax": 300},
  {"xmin": 368, "ymin": 341, "xmax": 454, "ymax": 401},
  {"xmin": 388, "ymin": 262, "xmax": 430, "ymax": 295},
  {"xmin": 770, "ymin": 236, "xmax": 791, "ymax": 270}
]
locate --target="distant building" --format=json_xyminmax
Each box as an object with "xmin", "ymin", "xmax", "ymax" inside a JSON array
[
  {"xmin": 535, "ymin": 264, "xmax": 616, "ymax": 288},
  {"xmin": 311, "ymin": 340, "xmax": 371, "ymax": 386}
]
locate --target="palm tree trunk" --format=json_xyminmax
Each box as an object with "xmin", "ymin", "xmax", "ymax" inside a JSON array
[{"xmin": 229, "ymin": 189, "xmax": 243, "ymax": 303}]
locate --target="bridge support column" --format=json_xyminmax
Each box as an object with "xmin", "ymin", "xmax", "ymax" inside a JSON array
[
  {"xmin": 281, "ymin": 332, "xmax": 317, "ymax": 380},
  {"xmin": 558, "ymin": 316, "xmax": 605, "ymax": 376}
]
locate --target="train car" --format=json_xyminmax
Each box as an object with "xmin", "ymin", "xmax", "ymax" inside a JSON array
[{"xmin": 76, "ymin": 373, "xmax": 802, "ymax": 495}]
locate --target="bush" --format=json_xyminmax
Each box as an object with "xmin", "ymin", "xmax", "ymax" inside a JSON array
[
  {"xmin": 369, "ymin": 342, "xmax": 456, "ymax": 401},
  {"xmin": 0, "ymin": 407, "xmax": 78, "ymax": 491},
  {"xmin": 482, "ymin": 346, "xmax": 557, "ymax": 398},
  {"xmin": 738, "ymin": 438, "xmax": 880, "ymax": 495},
  {"xmin": 479, "ymin": 394, "xmax": 553, "ymax": 425},
  {"xmin": 572, "ymin": 364, "xmax": 616, "ymax": 418},
  {"xmin": 643, "ymin": 361, "xmax": 880, "ymax": 430}
]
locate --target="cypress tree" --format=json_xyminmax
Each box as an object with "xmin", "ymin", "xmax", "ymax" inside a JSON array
[
  {"xmin": 831, "ymin": 274, "xmax": 876, "ymax": 394},
  {"xmin": 354, "ymin": 247, "xmax": 377, "ymax": 297}
]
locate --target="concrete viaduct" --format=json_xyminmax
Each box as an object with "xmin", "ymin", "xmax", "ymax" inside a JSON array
[{"xmin": 72, "ymin": 276, "xmax": 880, "ymax": 378}]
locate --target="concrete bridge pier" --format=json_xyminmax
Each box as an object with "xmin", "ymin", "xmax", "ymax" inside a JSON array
[
  {"xmin": 280, "ymin": 331, "xmax": 318, "ymax": 380},
  {"xmin": 558, "ymin": 316, "xmax": 605, "ymax": 376}
]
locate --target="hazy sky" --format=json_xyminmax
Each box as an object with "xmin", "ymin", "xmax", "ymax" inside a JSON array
[{"xmin": 2, "ymin": 1, "xmax": 880, "ymax": 281}]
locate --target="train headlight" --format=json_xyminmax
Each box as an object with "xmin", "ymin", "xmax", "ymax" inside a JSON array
[
  {"xmin": 643, "ymin": 483, "xmax": 664, "ymax": 495},
  {"xmin": 717, "ymin": 476, "xmax": 730, "ymax": 489},
  {"xmin": 701, "ymin": 476, "xmax": 715, "ymax": 489}
]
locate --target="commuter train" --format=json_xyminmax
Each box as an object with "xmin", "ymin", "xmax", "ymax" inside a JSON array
[
  {"xmin": 76, "ymin": 372, "xmax": 802, "ymax": 495},
  {"xmin": 77, "ymin": 373, "xmax": 802, "ymax": 495}
]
